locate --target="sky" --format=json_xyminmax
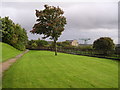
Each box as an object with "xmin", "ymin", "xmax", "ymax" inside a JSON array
[{"xmin": 0, "ymin": 0, "xmax": 119, "ymax": 44}]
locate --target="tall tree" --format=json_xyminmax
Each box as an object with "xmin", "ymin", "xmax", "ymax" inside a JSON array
[
  {"xmin": 31, "ymin": 5, "xmax": 67, "ymax": 55},
  {"xmin": 1, "ymin": 17, "xmax": 28, "ymax": 50}
]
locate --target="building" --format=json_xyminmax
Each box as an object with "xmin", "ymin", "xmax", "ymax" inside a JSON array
[{"xmin": 66, "ymin": 40, "xmax": 79, "ymax": 46}]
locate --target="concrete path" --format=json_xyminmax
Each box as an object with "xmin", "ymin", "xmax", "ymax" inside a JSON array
[{"xmin": 0, "ymin": 50, "xmax": 29, "ymax": 77}]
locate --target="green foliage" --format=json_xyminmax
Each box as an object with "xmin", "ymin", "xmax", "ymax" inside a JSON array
[
  {"xmin": 1, "ymin": 17, "xmax": 15, "ymax": 42},
  {"xmin": 57, "ymin": 41, "xmax": 71, "ymax": 47},
  {"xmin": 93, "ymin": 37, "xmax": 115, "ymax": 55},
  {"xmin": 30, "ymin": 5, "xmax": 67, "ymax": 55},
  {"xmin": 48, "ymin": 41, "xmax": 54, "ymax": 48},
  {"xmin": 1, "ymin": 17, "xmax": 28, "ymax": 50},
  {"xmin": 27, "ymin": 40, "xmax": 36, "ymax": 45},
  {"xmin": 36, "ymin": 38, "xmax": 48, "ymax": 47},
  {"xmin": 27, "ymin": 38, "xmax": 49, "ymax": 48},
  {"xmin": 77, "ymin": 45, "xmax": 93, "ymax": 51},
  {"xmin": 31, "ymin": 42, "xmax": 38, "ymax": 48}
]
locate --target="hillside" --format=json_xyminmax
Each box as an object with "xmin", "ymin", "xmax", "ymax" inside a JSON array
[{"xmin": 1, "ymin": 42, "xmax": 22, "ymax": 62}]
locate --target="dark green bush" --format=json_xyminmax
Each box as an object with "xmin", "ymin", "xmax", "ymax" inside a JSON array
[
  {"xmin": 93, "ymin": 37, "xmax": 115, "ymax": 55},
  {"xmin": 27, "ymin": 39, "xmax": 49, "ymax": 48}
]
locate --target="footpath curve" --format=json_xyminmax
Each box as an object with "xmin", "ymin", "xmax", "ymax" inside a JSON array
[{"xmin": 0, "ymin": 49, "xmax": 29, "ymax": 77}]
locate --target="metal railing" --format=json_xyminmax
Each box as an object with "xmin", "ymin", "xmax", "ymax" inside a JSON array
[{"xmin": 27, "ymin": 46, "xmax": 120, "ymax": 60}]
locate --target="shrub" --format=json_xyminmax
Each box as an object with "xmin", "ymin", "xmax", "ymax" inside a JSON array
[
  {"xmin": 36, "ymin": 39, "xmax": 48, "ymax": 47},
  {"xmin": 93, "ymin": 37, "xmax": 115, "ymax": 55},
  {"xmin": 27, "ymin": 39, "xmax": 49, "ymax": 49}
]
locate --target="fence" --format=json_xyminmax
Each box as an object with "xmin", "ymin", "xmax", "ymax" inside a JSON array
[{"xmin": 27, "ymin": 47, "xmax": 120, "ymax": 60}]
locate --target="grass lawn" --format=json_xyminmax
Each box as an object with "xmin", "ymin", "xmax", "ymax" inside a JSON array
[
  {"xmin": 1, "ymin": 42, "xmax": 22, "ymax": 62},
  {"xmin": 2, "ymin": 50, "xmax": 118, "ymax": 88}
]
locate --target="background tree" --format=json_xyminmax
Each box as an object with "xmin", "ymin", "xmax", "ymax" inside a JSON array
[
  {"xmin": 30, "ymin": 5, "xmax": 67, "ymax": 55},
  {"xmin": 36, "ymin": 38, "xmax": 48, "ymax": 47},
  {"xmin": 93, "ymin": 37, "xmax": 115, "ymax": 55},
  {"xmin": 1, "ymin": 17, "xmax": 15, "ymax": 43},
  {"xmin": 1, "ymin": 17, "xmax": 28, "ymax": 50},
  {"xmin": 57, "ymin": 41, "xmax": 71, "ymax": 48},
  {"xmin": 27, "ymin": 38, "xmax": 49, "ymax": 49}
]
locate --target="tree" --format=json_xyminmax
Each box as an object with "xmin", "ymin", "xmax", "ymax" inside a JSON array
[
  {"xmin": 30, "ymin": 5, "xmax": 67, "ymax": 55},
  {"xmin": 36, "ymin": 38, "xmax": 48, "ymax": 47},
  {"xmin": 31, "ymin": 42, "xmax": 38, "ymax": 49},
  {"xmin": 1, "ymin": 17, "xmax": 15, "ymax": 44},
  {"xmin": 1, "ymin": 17, "xmax": 28, "ymax": 50},
  {"xmin": 93, "ymin": 37, "xmax": 115, "ymax": 55},
  {"xmin": 27, "ymin": 38, "xmax": 49, "ymax": 48},
  {"xmin": 57, "ymin": 41, "xmax": 71, "ymax": 48}
]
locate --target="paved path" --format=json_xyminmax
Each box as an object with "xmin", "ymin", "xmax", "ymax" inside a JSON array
[{"xmin": 0, "ymin": 50, "xmax": 29, "ymax": 77}]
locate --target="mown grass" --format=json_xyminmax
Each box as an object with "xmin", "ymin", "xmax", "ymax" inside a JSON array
[
  {"xmin": 2, "ymin": 50, "xmax": 118, "ymax": 88},
  {"xmin": 1, "ymin": 42, "xmax": 22, "ymax": 62}
]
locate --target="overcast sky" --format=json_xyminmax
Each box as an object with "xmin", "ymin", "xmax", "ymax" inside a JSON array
[{"xmin": 1, "ymin": 0, "xmax": 118, "ymax": 44}]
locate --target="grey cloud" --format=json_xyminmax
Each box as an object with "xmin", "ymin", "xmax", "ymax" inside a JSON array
[
  {"xmin": 1, "ymin": 2, "xmax": 118, "ymax": 44},
  {"xmin": 2, "ymin": 2, "xmax": 117, "ymax": 30},
  {"xmin": 64, "ymin": 3, "xmax": 117, "ymax": 30}
]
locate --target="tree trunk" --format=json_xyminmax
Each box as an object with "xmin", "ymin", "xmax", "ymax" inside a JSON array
[{"xmin": 54, "ymin": 39, "xmax": 57, "ymax": 56}]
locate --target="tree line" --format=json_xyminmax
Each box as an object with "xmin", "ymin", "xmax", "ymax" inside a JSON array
[
  {"xmin": 27, "ymin": 37, "xmax": 120, "ymax": 59},
  {"xmin": 0, "ymin": 17, "xmax": 28, "ymax": 50}
]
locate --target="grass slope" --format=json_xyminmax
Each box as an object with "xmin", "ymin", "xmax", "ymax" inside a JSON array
[
  {"xmin": 1, "ymin": 42, "xmax": 22, "ymax": 62},
  {"xmin": 2, "ymin": 51, "xmax": 118, "ymax": 88}
]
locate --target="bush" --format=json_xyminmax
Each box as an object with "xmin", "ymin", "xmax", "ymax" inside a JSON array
[
  {"xmin": 27, "ymin": 39, "xmax": 49, "ymax": 49},
  {"xmin": 31, "ymin": 42, "xmax": 38, "ymax": 49},
  {"xmin": 77, "ymin": 45, "xmax": 93, "ymax": 51},
  {"xmin": 57, "ymin": 41, "xmax": 71, "ymax": 48},
  {"xmin": 36, "ymin": 39, "xmax": 48, "ymax": 47},
  {"xmin": 93, "ymin": 37, "xmax": 115, "ymax": 55}
]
